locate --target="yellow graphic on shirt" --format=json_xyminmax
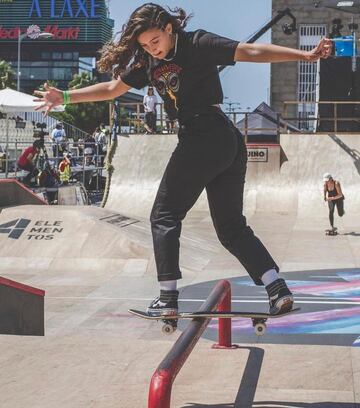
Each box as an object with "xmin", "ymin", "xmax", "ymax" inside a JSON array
[{"xmin": 153, "ymin": 63, "xmax": 182, "ymax": 111}]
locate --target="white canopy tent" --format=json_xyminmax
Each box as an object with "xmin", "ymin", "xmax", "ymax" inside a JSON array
[
  {"xmin": 0, "ymin": 88, "xmax": 64, "ymax": 176},
  {"xmin": 0, "ymin": 87, "xmax": 64, "ymax": 113}
]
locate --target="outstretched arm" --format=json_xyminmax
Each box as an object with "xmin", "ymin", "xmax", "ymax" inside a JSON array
[
  {"xmin": 235, "ymin": 38, "xmax": 332, "ymax": 63},
  {"xmin": 34, "ymin": 79, "xmax": 131, "ymax": 116}
]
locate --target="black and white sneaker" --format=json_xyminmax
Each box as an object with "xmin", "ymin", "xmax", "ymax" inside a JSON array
[
  {"xmin": 266, "ymin": 278, "xmax": 293, "ymax": 315},
  {"xmin": 147, "ymin": 290, "xmax": 179, "ymax": 317}
]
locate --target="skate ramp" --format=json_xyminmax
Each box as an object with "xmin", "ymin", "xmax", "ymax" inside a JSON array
[
  {"xmin": 106, "ymin": 132, "xmax": 360, "ymax": 220},
  {"xmin": 251, "ymin": 133, "xmax": 360, "ymax": 217},
  {"xmin": 1, "ymin": 136, "xmax": 360, "ymax": 407},
  {"xmin": 105, "ymin": 134, "xmax": 205, "ymax": 219},
  {"xmin": 0, "ymin": 179, "xmax": 47, "ymax": 209},
  {"xmin": 57, "ymin": 185, "xmax": 88, "ymax": 205},
  {"xmin": 0, "ymin": 205, "xmax": 151, "ymax": 273}
]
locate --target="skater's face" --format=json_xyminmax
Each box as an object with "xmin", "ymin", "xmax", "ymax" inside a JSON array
[{"xmin": 138, "ymin": 24, "xmax": 174, "ymax": 60}]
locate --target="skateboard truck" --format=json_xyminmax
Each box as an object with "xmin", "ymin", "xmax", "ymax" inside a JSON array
[
  {"xmin": 252, "ymin": 318, "xmax": 267, "ymax": 336},
  {"xmin": 162, "ymin": 319, "xmax": 177, "ymax": 335}
]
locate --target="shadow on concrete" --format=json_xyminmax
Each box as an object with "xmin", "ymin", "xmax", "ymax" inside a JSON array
[
  {"xmin": 181, "ymin": 346, "xmax": 358, "ymax": 407},
  {"xmin": 252, "ymin": 403, "xmax": 360, "ymax": 408},
  {"xmin": 342, "ymin": 231, "xmax": 360, "ymax": 237},
  {"xmin": 329, "ymin": 134, "xmax": 360, "ymax": 176},
  {"xmin": 183, "ymin": 401, "xmax": 359, "ymax": 408},
  {"xmin": 181, "ymin": 346, "xmax": 264, "ymax": 408}
]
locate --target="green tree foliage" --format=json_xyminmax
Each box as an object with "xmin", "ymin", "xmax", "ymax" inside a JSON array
[
  {"xmin": 38, "ymin": 80, "xmax": 58, "ymax": 91},
  {"xmin": 65, "ymin": 72, "xmax": 110, "ymax": 134},
  {"xmin": 0, "ymin": 60, "xmax": 16, "ymax": 90}
]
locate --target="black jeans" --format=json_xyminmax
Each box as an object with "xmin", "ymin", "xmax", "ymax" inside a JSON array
[
  {"xmin": 328, "ymin": 198, "xmax": 345, "ymax": 227},
  {"xmin": 145, "ymin": 112, "xmax": 157, "ymax": 132},
  {"xmin": 18, "ymin": 162, "xmax": 39, "ymax": 184},
  {"xmin": 150, "ymin": 109, "xmax": 278, "ymax": 285}
]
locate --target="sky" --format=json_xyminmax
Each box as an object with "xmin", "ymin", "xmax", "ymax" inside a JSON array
[{"xmin": 108, "ymin": 0, "xmax": 272, "ymax": 112}]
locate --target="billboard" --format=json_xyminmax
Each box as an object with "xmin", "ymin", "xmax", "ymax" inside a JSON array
[{"xmin": 0, "ymin": 0, "xmax": 114, "ymax": 44}]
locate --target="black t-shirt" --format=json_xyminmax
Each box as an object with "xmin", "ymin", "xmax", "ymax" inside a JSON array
[{"xmin": 120, "ymin": 29, "xmax": 239, "ymax": 120}]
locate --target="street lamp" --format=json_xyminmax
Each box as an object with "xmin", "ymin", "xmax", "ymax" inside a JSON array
[{"xmin": 17, "ymin": 25, "xmax": 54, "ymax": 91}]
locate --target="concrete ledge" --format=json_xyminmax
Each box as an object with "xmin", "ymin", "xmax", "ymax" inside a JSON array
[{"xmin": 0, "ymin": 276, "xmax": 45, "ymax": 336}]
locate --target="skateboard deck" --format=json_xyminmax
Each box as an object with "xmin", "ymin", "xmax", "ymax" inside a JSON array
[
  {"xmin": 128, "ymin": 307, "xmax": 301, "ymax": 335},
  {"xmin": 128, "ymin": 308, "xmax": 300, "ymax": 321}
]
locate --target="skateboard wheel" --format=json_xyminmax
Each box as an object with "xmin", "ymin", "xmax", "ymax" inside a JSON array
[
  {"xmin": 254, "ymin": 322, "xmax": 266, "ymax": 336},
  {"xmin": 162, "ymin": 323, "xmax": 176, "ymax": 335}
]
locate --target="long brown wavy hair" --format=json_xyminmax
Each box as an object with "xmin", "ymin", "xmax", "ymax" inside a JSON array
[{"xmin": 98, "ymin": 3, "xmax": 192, "ymax": 78}]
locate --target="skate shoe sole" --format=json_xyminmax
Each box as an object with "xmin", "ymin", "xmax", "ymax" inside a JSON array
[{"xmin": 146, "ymin": 308, "xmax": 178, "ymax": 318}]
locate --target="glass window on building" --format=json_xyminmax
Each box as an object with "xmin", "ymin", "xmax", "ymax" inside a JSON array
[
  {"xmin": 29, "ymin": 67, "xmax": 49, "ymax": 80},
  {"xmin": 298, "ymin": 25, "xmax": 327, "ymax": 131},
  {"xmin": 63, "ymin": 52, "xmax": 73, "ymax": 60},
  {"xmin": 79, "ymin": 57, "xmax": 95, "ymax": 77},
  {"xmin": 52, "ymin": 67, "xmax": 73, "ymax": 81}
]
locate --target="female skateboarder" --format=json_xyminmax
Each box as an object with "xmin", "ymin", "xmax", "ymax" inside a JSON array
[
  {"xmin": 323, "ymin": 173, "xmax": 345, "ymax": 233},
  {"xmin": 34, "ymin": 3, "xmax": 332, "ymax": 316}
]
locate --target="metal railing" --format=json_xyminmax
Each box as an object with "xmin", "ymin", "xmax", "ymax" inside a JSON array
[
  {"xmin": 117, "ymin": 103, "xmax": 283, "ymax": 141},
  {"xmin": 118, "ymin": 102, "xmax": 176, "ymax": 134},
  {"xmin": 148, "ymin": 279, "xmax": 235, "ymax": 408},
  {"xmin": 283, "ymin": 100, "xmax": 360, "ymax": 133},
  {"xmin": 1, "ymin": 113, "xmax": 90, "ymax": 142},
  {"xmin": 0, "ymin": 140, "xmax": 106, "ymax": 190}
]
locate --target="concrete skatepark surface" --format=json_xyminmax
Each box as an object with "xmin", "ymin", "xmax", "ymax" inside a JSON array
[{"xmin": 0, "ymin": 132, "xmax": 360, "ymax": 407}]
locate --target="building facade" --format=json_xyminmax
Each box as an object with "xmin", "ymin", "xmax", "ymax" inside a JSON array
[
  {"xmin": 0, "ymin": 0, "xmax": 114, "ymax": 93},
  {"xmin": 271, "ymin": 0, "xmax": 360, "ymax": 130}
]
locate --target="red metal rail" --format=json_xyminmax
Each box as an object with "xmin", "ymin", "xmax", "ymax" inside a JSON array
[{"xmin": 148, "ymin": 279, "xmax": 234, "ymax": 408}]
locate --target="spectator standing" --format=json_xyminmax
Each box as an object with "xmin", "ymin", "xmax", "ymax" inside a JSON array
[
  {"xmin": 50, "ymin": 122, "xmax": 67, "ymax": 158},
  {"xmin": 59, "ymin": 152, "xmax": 72, "ymax": 185},
  {"xmin": 84, "ymin": 133, "xmax": 96, "ymax": 165},
  {"xmin": 143, "ymin": 86, "xmax": 158, "ymax": 133},
  {"xmin": 94, "ymin": 126, "xmax": 107, "ymax": 166}
]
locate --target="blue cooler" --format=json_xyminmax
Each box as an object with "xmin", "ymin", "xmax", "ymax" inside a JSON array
[{"xmin": 334, "ymin": 36, "xmax": 357, "ymax": 56}]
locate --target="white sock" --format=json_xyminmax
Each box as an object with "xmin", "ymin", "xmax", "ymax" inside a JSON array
[
  {"xmin": 261, "ymin": 269, "xmax": 279, "ymax": 286},
  {"xmin": 160, "ymin": 280, "xmax": 178, "ymax": 291}
]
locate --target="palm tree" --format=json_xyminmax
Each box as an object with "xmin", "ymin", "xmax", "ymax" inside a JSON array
[
  {"xmin": 38, "ymin": 80, "xmax": 58, "ymax": 92},
  {"xmin": 0, "ymin": 60, "xmax": 16, "ymax": 90},
  {"xmin": 68, "ymin": 72, "xmax": 96, "ymax": 89}
]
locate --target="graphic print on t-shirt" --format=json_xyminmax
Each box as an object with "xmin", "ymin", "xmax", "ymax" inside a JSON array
[{"xmin": 152, "ymin": 63, "xmax": 182, "ymax": 111}]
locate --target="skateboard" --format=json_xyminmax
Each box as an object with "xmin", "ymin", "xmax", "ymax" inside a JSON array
[
  {"xmin": 326, "ymin": 227, "xmax": 338, "ymax": 236},
  {"xmin": 128, "ymin": 307, "xmax": 301, "ymax": 336}
]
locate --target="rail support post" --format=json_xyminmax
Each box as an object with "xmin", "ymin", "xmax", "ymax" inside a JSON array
[{"xmin": 212, "ymin": 281, "xmax": 238, "ymax": 349}]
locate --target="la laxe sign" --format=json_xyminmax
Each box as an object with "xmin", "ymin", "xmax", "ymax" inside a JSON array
[{"xmin": 29, "ymin": 0, "xmax": 102, "ymax": 19}]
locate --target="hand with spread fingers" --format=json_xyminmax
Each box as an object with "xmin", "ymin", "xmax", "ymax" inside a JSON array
[
  {"xmin": 33, "ymin": 83, "xmax": 64, "ymax": 116},
  {"xmin": 305, "ymin": 38, "xmax": 333, "ymax": 62}
]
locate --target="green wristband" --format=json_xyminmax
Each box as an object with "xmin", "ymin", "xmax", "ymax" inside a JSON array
[{"xmin": 63, "ymin": 90, "xmax": 71, "ymax": 105}]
